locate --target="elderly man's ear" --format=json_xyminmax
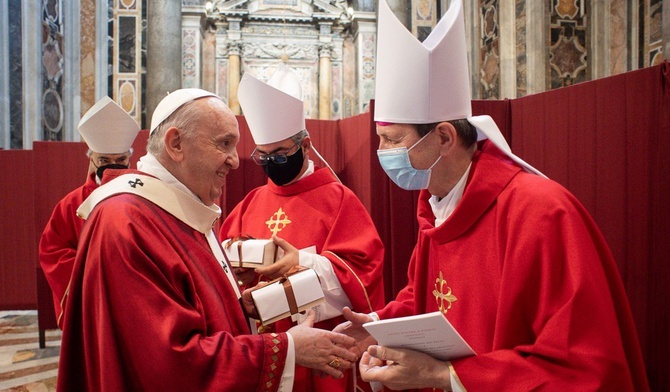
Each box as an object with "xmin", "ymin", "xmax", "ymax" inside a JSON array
[{"xmin": 164, "ymin": 127, "xmax": 185, "ymax": 162}]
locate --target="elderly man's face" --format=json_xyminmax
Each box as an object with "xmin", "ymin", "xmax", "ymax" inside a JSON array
[{"xmin": 180, "ymin": 98, "xmax": 240, "ymax": 206}]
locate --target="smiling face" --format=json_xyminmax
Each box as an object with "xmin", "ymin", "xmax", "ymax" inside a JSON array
[{"xmin": 174, "ymin": 98, "xmax": 240, "ymax": 206}]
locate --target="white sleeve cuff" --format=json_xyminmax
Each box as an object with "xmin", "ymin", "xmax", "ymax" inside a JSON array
[
  {"xmin": 278, "ymin": 333, "xmax": 295, "ymax": 392},
  {"xmin": 295, "ymin": 251, "xmax": 352, "ymax": 323}
]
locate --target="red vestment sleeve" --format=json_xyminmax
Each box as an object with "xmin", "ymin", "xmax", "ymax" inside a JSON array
[{"xmin": 38, "ymin": 175, "xmax": 96, "ymax": 319}]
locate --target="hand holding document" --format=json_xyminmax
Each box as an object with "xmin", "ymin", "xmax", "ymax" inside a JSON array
[{"xmin": 363, "ymin": 311, "xmax": 475, "ymax": 361}]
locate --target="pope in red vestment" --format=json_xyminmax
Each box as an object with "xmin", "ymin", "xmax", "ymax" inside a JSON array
[
  {"xmin": 373, "ymin": 141, "xmax": 649, "ymax": 391},
  {"xmin": 221, "ymin": 166, "xmax": 386, "ymax": 391},
  {"xmin": 57, "ymin": 169, "xmax": 289, "ymax": 391},
  {"xmin": 38, "ymin": 172, "xmax": 98, "ymax": 321}
]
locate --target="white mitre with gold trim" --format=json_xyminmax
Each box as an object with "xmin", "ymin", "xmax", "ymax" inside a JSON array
[
  {"xmin": 78, "ymin": 96, "xmax": 140, "ymax": 154},
  {"xmin": 375, "ymin": 0, "xmax": 545, "ymax": 177},
  {"xmin": 238, "ymin": 64, "xmax": 306, "ymax": 145}
]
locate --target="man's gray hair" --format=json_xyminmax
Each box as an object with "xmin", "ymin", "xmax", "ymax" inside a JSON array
[
  {"xmin": 290, "ymin": 129, "xmax": 309, "ymax": 144},
  {"xmin": 147, "ymin": 99, "xmax": 206, "ymax": 157}
]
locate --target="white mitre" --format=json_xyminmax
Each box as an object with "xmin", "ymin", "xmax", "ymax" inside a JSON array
[
  {"xmin": 150, "ymin": 88, "xmax": 219, "ymax": 134},
  {"xmin": 238, "ymin": 64, "xmax": 306, "ymax": 145},
  {"xmin": 375, "ymin": 0, "xmax": 545, "ymax": 177},
  {"xmin": 78, "ymin": 96, "xmax": 140, "ymax": 154}
]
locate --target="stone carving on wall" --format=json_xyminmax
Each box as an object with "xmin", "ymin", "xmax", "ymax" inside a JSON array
[
  {"xmin": 205, "ymin": 0, "xmax": 351, "ymax": 119},
  {"xmin": 647, "ymin": 0, "xmax": 663, "ymax": 66},
  {"xmin": 242, "ymin": 42, "xmax": 319, "ymax": 60},
  {"xmin": 42, "ymin": 0, "xmax": 65, "ymax": 141},
  {"xmin": 112, "ymin": 0, "xmax": 143, "ymax": 123},
  {"xmin": 479, "ymin": 0, "xmax": 500, "ymax": 99},
  {"xmin": 515, "ymin": 0, "xmax": 527, "ymax": 97},
  {"xmin": 549, "ymin": 0, "xmax": 588, "ymax": 89}
]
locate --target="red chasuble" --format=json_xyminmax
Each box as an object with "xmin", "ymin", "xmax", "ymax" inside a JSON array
[
  {"xmin": 57, "ymin": 170, "xmax": 288, "ymax": 392},
  {"xmin": 376, "ymin": 141, "xmax": 649, "ymax": 391},
  {"xmin": 220, "ymin": 167, "xmax": 385, "ymax": 392},
  {"xmin": 39, "ymin": 172, "xmax": 98, "ymax": 321}
]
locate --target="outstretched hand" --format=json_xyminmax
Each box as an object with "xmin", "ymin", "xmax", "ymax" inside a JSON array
[
  {"xmin": 332, "ymin": 307, "xmax": 377, "ymax": 357},
  {"xmin": 255, "ymin": 236, "xmax": 299, "ymax": 279},
  {"xmin": 359, "ymin": 345, "xmax": 452, "ymax": 390},
  {"xmin": 288, "ymin": 311, "xmax": 359, "ymax": 379}
]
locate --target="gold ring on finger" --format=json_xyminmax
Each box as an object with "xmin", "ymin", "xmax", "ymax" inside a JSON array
[{"xmin": 328, "ymin": 358, "xmax": 341, "ymax": 369}]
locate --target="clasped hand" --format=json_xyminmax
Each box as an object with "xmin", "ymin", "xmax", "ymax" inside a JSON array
[{"xmin": 287, "ymin": 310, "xmax": 359, "ymax": 379}]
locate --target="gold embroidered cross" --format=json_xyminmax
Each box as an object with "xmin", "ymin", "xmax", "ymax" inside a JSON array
[
  {"xmin": 265, "ymin": 207, "xmax": 291, "ymax": 235},
  {"xmin": 433, "ymin": 271, "xmax": 457, "ymax": 314}
]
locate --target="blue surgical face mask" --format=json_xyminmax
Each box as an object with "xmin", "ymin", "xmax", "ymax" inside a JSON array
[{"xmin": 377, "ymin": 131, "xmax": 441, "ymax": 190}]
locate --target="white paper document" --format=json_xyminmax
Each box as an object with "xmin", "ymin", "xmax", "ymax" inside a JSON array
[{"xmin": 363, "ymin": 311, "xmax": 475, "ymax": 361}]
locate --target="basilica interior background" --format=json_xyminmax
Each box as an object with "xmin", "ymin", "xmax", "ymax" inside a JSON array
[
  {"xmin": 0, "ymin": 0, "xmax": 667, "ymax": 150},
  {"xmin": 0, "ymin": 2, "xmax": 669, "ymax": 390}
]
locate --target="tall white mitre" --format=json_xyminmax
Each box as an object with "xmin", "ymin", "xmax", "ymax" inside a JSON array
[
  {"xmin": 238, "ymin": 64, "xmax": 306, "ymax": 145},
  {"xmin": 78, "ymin": 96, "xmax": 140, "ymax": 154},
  {"xmin": 375, "ymin": 0, "xmax": 546, "ymax": 177}
]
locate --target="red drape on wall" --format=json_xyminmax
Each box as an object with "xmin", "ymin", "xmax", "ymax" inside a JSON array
[
  {"xmin": 511, "ymin": 62, "xmax": 670, "ymax": 391},
  {"xmin": 0, "ymin": 150, "xmax": 36, "ymax": 309}
]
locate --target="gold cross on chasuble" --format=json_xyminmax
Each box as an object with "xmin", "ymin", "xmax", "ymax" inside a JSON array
[
  {"xmin": 265, "ymin": 207, "xmax": 292, "ymax": 235},
  {"xmin": 433, "ymin": 271, "xmax": 457, "ymax": 314}
]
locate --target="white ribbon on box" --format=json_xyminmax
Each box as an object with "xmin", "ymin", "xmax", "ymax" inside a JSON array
[
  {"xmin": 221, "ymin": 238, "xmax": 283, "ymax": 268},
  {"xmin": 251, "ymin": 268, "xmax": 325, "ymax": 325}
]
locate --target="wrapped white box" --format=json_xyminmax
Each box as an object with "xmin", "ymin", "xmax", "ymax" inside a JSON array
[
  {"xmin": 222, "ymin": 238, "xmax": 283, "ymax": 268},
  {"xmin": 251, "ymin": 268, "xmax": 325, "ymax": 325}
]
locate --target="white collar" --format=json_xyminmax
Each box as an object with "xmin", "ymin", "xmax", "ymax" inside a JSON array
[
  {"xmin": 429, "ymin": 162, "xmax": 472, "ymax": 227},
  {"xmin": 295, "ymin": 159, "xmax": 315, "ymax": 181}
]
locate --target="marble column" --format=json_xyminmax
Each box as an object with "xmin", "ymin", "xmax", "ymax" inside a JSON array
[
  {"xmin": 181, "ymin": 9, "xmax": 202, "ymax": 89},
  {"xmin": 499, "ymin": 0, "xmax": 516, "ymax": 99},
  {"xmin": 146, "ymin": 1, "xmax": 182, "ymax": 123},
  {"xmin": 22, "ymin": 0, "xmax": 42, "ymax": 148},
  {"xmin": 591, "ymin": 1, "xmax": 611, "ymax": 80},
  {"xmin": 201, "ymin": 28, "xmax": 217, "ymax": 94},
  {"xmin": 0, "ymin": 0, "xmax": 9, "ymax": 148},
  {"xmin": 63, "ymin": 0, "xmax": 81, "ymax": 142},
  {"xmin": 525, "ymin": 1, "xmax": 546, "ymax": 94},
  {"xmin": 228, "ymin": 42, "xmax": 241, "ymax": 115},
  {"xmin": 319, "ymin": 43, "xmax": 332, "ymax": 120},
  {"xmin": 352, "ymin": 12, "xmax": 377, "ymax": 114}
]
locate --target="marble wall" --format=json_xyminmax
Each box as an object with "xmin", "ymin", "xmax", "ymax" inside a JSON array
[
  {"xmin": 648, "ymin": 0, "xmax": 664, "ymax": 65},
  {"xmin": 113, "ymin": 0, "xmax": 143, "ymax": 125},
  {"xmin": 41, "ymin": 0, "xmax": 65, "ymax": 142},
  {"xmin": 8, "ymin": 1, "xmax": 23, "ymax": 149},
  {"xmin": 479, "ymin": 0, "xmax": 500, "ymax": 99},
  {"xmin": 549, "ymin": 0, "xmax": 588, "ymax": 89},
  {"xmin": 515, "ymin": 0, "xmax": 527, "ymax": 97},
  {"xmin": 80, "ymin": 0, "xmax": 96, "ymax": 115}
]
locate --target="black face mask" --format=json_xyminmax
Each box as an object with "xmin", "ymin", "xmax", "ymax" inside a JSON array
[
  {"xmin": 263, "ymin": 147, "xmax": 304, "ymax": 186},
  {"xmin": 96, "ymin": 164, "xmax": 129, "ymax": 180}
]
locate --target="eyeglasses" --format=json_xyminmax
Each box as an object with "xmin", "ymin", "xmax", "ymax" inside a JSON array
[
  {"xmin": 250, "ymin": 142, "xmax": 301, "ymax": 166},
  {"xmin": 91, "ymin": 154, "xmax": 130, "ymax": 167}
]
